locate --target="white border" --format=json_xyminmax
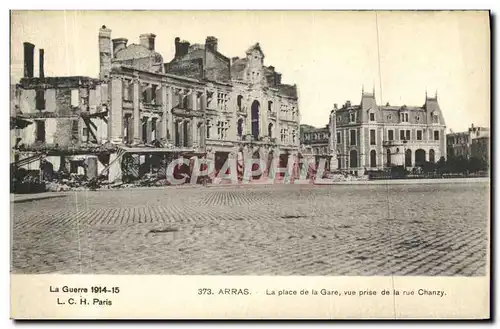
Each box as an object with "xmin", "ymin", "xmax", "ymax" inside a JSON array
[{"xmin": 2, "ymin": 1, "xmax": 497, "ymax": 327}]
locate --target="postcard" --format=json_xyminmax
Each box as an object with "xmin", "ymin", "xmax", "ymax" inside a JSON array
[{"xmin": 10, "ymin": 10, "xmax": 490, "ymax": 319}]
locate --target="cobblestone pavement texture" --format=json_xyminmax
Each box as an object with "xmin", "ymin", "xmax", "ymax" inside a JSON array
[{"xmin": 11, "ymin": 182, "xmax": 489, "ymax": 276}]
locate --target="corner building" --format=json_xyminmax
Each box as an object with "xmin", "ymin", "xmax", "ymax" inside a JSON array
[
  {"xmin": 331, "ymin": 89, "xmax": 446, "ymax": 175},
  {"xmin": 102, "ymin": 26, "xmax": 300, "ymax": 179}
]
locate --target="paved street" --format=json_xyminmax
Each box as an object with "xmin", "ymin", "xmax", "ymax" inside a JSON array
[{"xmin": 11, "ymin": 181, "xmax": 488, "ymax": 276}]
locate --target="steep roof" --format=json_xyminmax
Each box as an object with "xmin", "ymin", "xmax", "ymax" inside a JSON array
[{"xmin": 245, "ymin": 43, "xmax": 265, "ymax": 58}]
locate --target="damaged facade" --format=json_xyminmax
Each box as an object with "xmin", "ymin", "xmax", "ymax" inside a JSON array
[{"xmin": 12, "ymin": 25, "xmax": 301, "ymax": 186}]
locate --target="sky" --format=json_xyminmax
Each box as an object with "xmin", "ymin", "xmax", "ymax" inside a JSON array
[{"xmin": 10, "ymin": 10, "xmax": 490, "ymax": 132}]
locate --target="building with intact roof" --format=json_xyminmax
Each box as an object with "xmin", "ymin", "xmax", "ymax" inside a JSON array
[{"xmin": 301, "ymin": 88, "xmax": 447, "ymax": 176}]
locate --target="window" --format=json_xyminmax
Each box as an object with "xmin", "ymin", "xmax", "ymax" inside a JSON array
[
  {"xmin": 417, "ymin": 130, "xmax": 423, "ymax": 141},
  {"xmin": 416, "ymin": 116, "xmax": 420, "ymax": 122},
  {"xmin": 292, "ymin": 130, "xmax": 297, "ymax": 143},
  {"xmin": 434, "ymin": 130, "xmax": 440, "ymax": 141},
  {"xmin": 206, "ymin": 120, "xmax": 211, "ymax": 139},
  {"xmin": 406, "ymin": 130, "xmax": 410, "ymax": 140},
  {"xmin": 350, "ymin": 130, "xmax": 356, "ymax": 146},
  {"xmin": 237, "ymin": 119, "xmax": 244, "ymax": 137},
  {"xmin": 82, "ymin": 127, "xmax": 89, "ymax": 142},
  {"xmin": 400, "ymin": 130, "xmax": 405, "ymax": 140},
  {"xmin": 151, "ymin": 118, "xmax": 157, "ymax": 141},
  {"xmin": 35, "ymin": 120, "xmax": 46, "ymax": 142},
  {"xmin": 370, "ymin": 129, "xmax": 376, "ymax": 145},
  {"xmin": 388, "ymin": 130, "xmax": 394, "ymax": 141},
  {"xmin": 268, "ymin": 123, "xmax": 273, "ymax": 138},
  {"xmin": 217, "ymin": 92, "xmax": 228, "ymax": 111},
  {"xmin": 36, "ymin": 89, "xmax": 45, "ymax": 110},
  {"xmin": 337, "ymin": 116, "xmax": 341, "ymax": 122},
  {"xmin": 268, "ymin": 101, "xmax": 273, "ymax": 112},
  {"xmin": 370, "ymin": 150, "xmax": 377, "ymax": 167},
  {"xmin": 280, "ymin": 128, "xmax": 288, "ymax": 143},
  {"xmin": 71, "ymin": 120, "xmax": 79, "ymax": 142},
  {"xmin": 369, "ymin": 113, "xmax": 375, "ymax": 121},
  {"xmin": 387, "ymin": 115, "xmax": 392, "ymax": 120},
  {"xmin": 400, "ymin": 112, "xmax": 409, "ymax": 122},
  {"xmin": 142, "ymin": 117, "xmax": 148, "ymax": 143},
  {"xmin": 237, "ymin": 95, "xmax": 243, "ymax": 111},
  {"xmin": 336, "ymin": 132, "xmax": 341, "ymax": 144},
  {"xmin": 432, "ymin": 113, "xmax": 439, "ymax": 124},
  {"xmin": 405, "ymin": 113, "xmax": 409, "ymax": 122},
  {"xmin": 217, "ymin": 121, "xmax": 228, "ymax": 140},
  {"xmin": 71, "ymin": 89, "xmax": 79, "ymax": 107},
  {"xmin": 349, "ymin": 112, "xmax": 356, "ymax": 123},
  {"xmin": 183, "ymin": 121, "xmax": 189, "ymax": 147}
]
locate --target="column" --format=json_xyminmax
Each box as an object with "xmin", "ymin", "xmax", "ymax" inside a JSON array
[
  {"xmin": 132, "ymin": 75, "xmax": 141, "ymax": 144},
  {"xmin": 160, "ymin": 79, "xmax": 168, "ymax": 142},
  {"xmin": 186, "ymin": 119, "xmax": 193, "ymax": 147},
  {"xmin": 343, "ymin": 129, "xmax": 348, "ymax": 169},
  {"xmin": 359, "ymin": 127, "xmax": 365, "ymax": 169},
  {"xmin": 109, "ymin": 77, "xmax": 123, "ymax": 143},
  {"xmin": 329, "ymin": 109, "xmax": 338, "ymax": 170},
  {"xmin": 108, "ymin": 152, "xmax": 122, "ymax": 183},
  {"xmin": 146, "ymin": 118, "xmax": 153, "ymax": 143}
]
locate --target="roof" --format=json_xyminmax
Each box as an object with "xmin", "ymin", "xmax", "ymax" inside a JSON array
[{"xmin": 245, "ymin": 43, "xmax": 265, "ymax": 57}]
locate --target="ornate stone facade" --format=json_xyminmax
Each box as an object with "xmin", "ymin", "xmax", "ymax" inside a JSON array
[
  {"xmin": 101, "ymin": 27, "xmax": 301, "ymax": 177},
  {"xmin": 302, "ymin": 88, "xmax": 447, "ymax": 175}
]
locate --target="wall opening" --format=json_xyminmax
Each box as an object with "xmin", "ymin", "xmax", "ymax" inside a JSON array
[
  {"xmin": 415, "ymin": 149, "xmax": 426, "ymax": 167},
  {"xmin": 370, "ymin": 150, "xmax": 377, "ymax": 168},
  {"xmin": 251, "ymin": 100, "xmax": 260, "ymax": 139}
]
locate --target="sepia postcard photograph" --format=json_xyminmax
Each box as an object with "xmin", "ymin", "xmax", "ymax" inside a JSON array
[{"xmin": 9, "ymin": 9, "xmax": 491, "ymax": 319}]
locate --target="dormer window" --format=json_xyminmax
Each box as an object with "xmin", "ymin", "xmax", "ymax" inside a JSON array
[
  {"xmin": 400, "ymin": 112, "xmax": 409, "ymax": 122},
  {"xmin": 432, "ymin": 112, "xmax": 439, "ymax": 124},
  {"xmin": 369, "ymin": 112, "xmax": 375, "ymax": 122},
  {"xmin": 349, "ymin": 112, "xmax": 356, "ymax": 123}
]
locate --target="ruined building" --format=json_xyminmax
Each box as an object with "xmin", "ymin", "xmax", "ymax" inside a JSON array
[
  {"xmin": 302, "ymin": 88, "xmax": 447, "ymax": 175},
  {"xmin": 12, "ymin": 26, "xmax": 301, "ymax": 183}
]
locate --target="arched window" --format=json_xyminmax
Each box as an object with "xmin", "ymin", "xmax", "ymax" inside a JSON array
[
  {"xmin": 429, "ymin": 149, "xmax": 435, "ymax": 163},
  {"xmin": 268, "ymin": 101, "xmax": 273, "ymax": 112},
  {"xmin": 350, "ymin": 150, "xmax": 358, "ymax": 168},
  {"xmin": 415, "ymin": 149, "xmax": 426, "ymax": 166},
  {"xmin": 370, "ymin": 150, "xmax": 377, "ymax": 168}
]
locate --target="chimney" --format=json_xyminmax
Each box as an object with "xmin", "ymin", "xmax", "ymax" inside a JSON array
[
  {"xmin": 140, "ymin": 33, "xmax": 156, "ymax": 51},
  {"xmin": 334, "ymin": 103, "xmax": 338, "ymax": 109},
  {"xmin": 174, "ymin": 37, "xmax": 190, "ymax": 58},
  {"xmin": 99, "ymin": 25, "xmax": 112, "ymax": 80},
  {"xmin": 39, "ymin": 49, "xmax": 44, "ymax": 78},
  {"xmin": 23, "ymin": 42, "xmax": 35, "ymax": 78},
  {"xmin": 205, "ymin": 36, "xmax": 218, "ymax": 53},
  {"xmin": 346, "ymin": 100, "xmax": 351, "ymax": 107},
  {"xmin": 112, "ymin": 38, "xmax": 128, "ymax": 57}
]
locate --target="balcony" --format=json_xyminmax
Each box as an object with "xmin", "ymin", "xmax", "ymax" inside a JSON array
[
  {"xmin": 383, "ymin": 139, "xmax": 439, "ymax": 147},
  {"xmin": 141, "ymin": 102, "xmax": 163, "ymax": 112}
]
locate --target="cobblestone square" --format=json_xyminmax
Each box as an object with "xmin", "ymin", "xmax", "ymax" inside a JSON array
[{"xmin": 11, "ymin": 181, "xmax": 489, "ymax": 276}]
